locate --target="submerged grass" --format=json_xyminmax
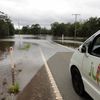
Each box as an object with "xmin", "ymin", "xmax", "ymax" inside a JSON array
[
  {"xmin": 8, "ymin": 83, "xmax": 20, "ymax": 94},
  {"xmin": 18, "ymin": 43, "xmax": 31, "ymax": 50}
]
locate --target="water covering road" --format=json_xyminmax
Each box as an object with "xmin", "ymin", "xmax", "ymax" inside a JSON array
[{"xmin": 0, "ymin": 35, "xmax": 93, "ymax": 100}]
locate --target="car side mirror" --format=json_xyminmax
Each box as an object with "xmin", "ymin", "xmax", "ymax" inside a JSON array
[{"xmin": 81, "ymin": 45, "xmax": 86, "ymax": 53}]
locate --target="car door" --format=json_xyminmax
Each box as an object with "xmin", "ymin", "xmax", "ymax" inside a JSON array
[{"xmin": 82, "ymin": 34, "xmax": 100, "ymax": 99}]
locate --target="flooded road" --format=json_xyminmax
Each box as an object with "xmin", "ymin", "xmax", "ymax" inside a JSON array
[
  {"xmin": 0, "ymin": 35, "xmax": 70, "ymax": 99},
  {"xmin": 0, "ymin": 35, "xmax": 92, "ymax": 100}
]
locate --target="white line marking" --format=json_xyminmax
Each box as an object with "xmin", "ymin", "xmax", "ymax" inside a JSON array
[{"xmin": 39, "ymin": 47, "xmax": 63, "ymax": 100}]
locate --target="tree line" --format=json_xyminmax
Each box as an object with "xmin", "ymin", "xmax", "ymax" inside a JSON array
[
  {"xmin": 1, "ymin": 11, "xmax": 100, "ymax": 38},
  {"xmin": 19, "ymin": 17, "xmax": 100, "ymax": 38},
  {"xmin": 0, "ymin": 11, "xmax": 15, "ymax": 38}
]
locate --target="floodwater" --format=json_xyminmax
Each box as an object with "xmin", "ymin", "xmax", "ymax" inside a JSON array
[
  {"xmin": 0, "ymin": 35, "xmax": 43, "ymax": 99},
  {"xmin": 0, "ymin": 35, "xmax": 44, "ymax": 99},
  {"xmin": 0, "ymin": 34, "xmax": 58, "ymax": 99},
  {"xmin": 0, "ymin": 34, "xmax": 51, "ymax": 64},
  {"xmin": 0, "ymin": 41, "xmax": 14, "ymax": 60},
  {"xmin": 0, "ymin": 35, "xmax": 80, "ymax": 65},
  {"xmin": 0, "ymin": 35, "xmax": 89, "ymax": 100}
]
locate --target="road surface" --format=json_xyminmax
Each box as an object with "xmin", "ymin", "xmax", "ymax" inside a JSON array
[
  {"xmin": 26, "ymin": 39, "xmax": 93, "ymax": 100},
  {"xmin": 47, "ymin": 52, "xmax": 93, "ymax": 100},
  {"xmin": 0, "ymin": 36, "xmax": 93, "ymax": 100}
]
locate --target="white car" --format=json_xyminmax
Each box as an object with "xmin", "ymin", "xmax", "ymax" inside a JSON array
[{"xmin": 70, "ymin": 30, "xmax": 100, "ymax": 100}]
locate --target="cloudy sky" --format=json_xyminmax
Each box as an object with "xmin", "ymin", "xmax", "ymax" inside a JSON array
[{"xmin": 0, "ymin": 0, "xmax": 100, "ymax": 28}]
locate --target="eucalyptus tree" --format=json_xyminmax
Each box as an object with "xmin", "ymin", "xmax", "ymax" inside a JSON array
[{"xmin": 0, "ymin": 11, "xmax": 15, "ymax": 38}]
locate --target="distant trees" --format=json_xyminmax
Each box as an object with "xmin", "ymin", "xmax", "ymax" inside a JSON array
[
  {"xmin": 50, "ymin": 17, "xmax": 100, "ymax": 37},
  {"xmin": 20, "ymin": 24, "xmax": 50, "ymax": 35},
  {"xmin": 30, "ymin": 24, "xmax": 41, "ymax": 34},
  {"xmin": 51, "ymin": 22, "xmax": 75, "ymax": 37},
  {"xmin": 0, "ymin": 11, "xmax": 100, "ymax": 38},
  {"xmin": 84, "ymin": 17, "xmax": 100, "ymax": 37},
  {"xmin": 0, "ymin": 11, "xmax": 15, "ymax": 38},
  {"xmin": 51, "ymin": 22, "xmax": 66, "ymax": 36},
  {"xmin": 21, "ymin": 25, "xmax": 29, "ymax": 34},
  {"xmin": 41, "ymin": 27, "xmax": 50, "ymax": 35},
  {"xmin": 20, "ymin": 17, "xmax": 100, "ymax": 38}
]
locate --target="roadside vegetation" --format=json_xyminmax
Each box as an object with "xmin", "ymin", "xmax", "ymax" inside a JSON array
[
  {"xmin": 8, "ymin": 83, "xmax": 20, "ymax": 94},
  {"xmin": 18, "ymin": 17, "xmax": 100, "ymax": 38},
  {"xmin": 0, "ymin": 11, "xmax": 15, "ymax": 38},
  {"xmin": 1, "ymin": 11, "xmax": 100, "ymax": 38}
]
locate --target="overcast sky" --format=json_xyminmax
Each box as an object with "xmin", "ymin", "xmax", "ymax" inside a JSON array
[{"xmin": 0, "ymin": 0, "xmax": 100, "ymax": 28}]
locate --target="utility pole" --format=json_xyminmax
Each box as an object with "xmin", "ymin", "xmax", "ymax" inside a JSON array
[{"xmin": 72, "ymin": 14, "xmax": 80, "ymax": 39}]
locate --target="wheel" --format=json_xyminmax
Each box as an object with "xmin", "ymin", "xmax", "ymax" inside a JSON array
[{"xmin": 71, "ymin": 67, "xmax": 85, "ymax": 97}]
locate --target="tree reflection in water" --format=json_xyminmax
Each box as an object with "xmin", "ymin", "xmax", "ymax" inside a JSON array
[{"xmin": 0, "ymin": 41, "xmax": 14, "ymax": 60}]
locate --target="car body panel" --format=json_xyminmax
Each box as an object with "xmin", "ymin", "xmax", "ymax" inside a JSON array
[{"xmin": 70, "ymin": 30, "xmax": 100, "ymax": 100}]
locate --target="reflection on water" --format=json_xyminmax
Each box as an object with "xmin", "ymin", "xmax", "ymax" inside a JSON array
[
  {"xmin": 0, "ymin": 35, "xmax": 14, "ymax": 39},
  {"xmin": 55, "ymin": 41, "xmax": 81, "ymax": 48},
  {"xmin": 0, "ymin": 34, "xmax": 84, "ymax": 59},
  {"xmin": 0, "ymin": 41, "xmax": 14, "ymax": 60},
  {"xmin": 0, "ymin": 34, "xmax": 83, "ymax": 59},
  {"xmin": 52, "ymin": 36, "xmax": 86, "ymax": 42},
  {"xmin": 23, "ymin": 36, "xmax": 40, "ymax": 39},
  {"xmin": 24, "ymin": 34, "xmax": 53, "ymax": 40},
  {"xmin": 0, "ymin": 38, "xmax": 36, "ymax": 99}
]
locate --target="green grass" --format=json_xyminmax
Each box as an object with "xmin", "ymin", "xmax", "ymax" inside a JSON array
[
  {"xmin": 18, "ymin": 43, "xmax": 31, "ymax": 50},
  {"xmin": 8, "ymin": 83, "xmax": 20, "ymax": 94}
]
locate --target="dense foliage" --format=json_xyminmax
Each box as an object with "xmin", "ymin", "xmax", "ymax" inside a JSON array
[
  {"xmin": 1, "ymin": 11, "xmax": 100, "ymax": 38},
  {"xmin": 51, "ymin": 17, "xmax": 100, "ymax": 37},
  {"xmin": 19, "ymin": 17, "xmax": 100, "ymax": 38},
  {"xmin": 0, "ymin": 11, "xmax": 15, "ymax": 38}
]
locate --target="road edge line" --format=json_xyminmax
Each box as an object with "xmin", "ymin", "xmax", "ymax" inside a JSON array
[{"xmin": 39, "ymin": 48, "xmax": 63, "ymax": 100}]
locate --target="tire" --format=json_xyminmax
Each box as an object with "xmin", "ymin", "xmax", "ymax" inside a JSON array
[{"xmin": 71, "ymin": 67, "xmax": 85, "ymax": 97}]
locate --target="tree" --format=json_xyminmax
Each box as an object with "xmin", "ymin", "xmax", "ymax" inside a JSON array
[
  {"xmin": 30, "ymin": 24, "xmax": 41, "ymax": 35},
  {"xmin": 0, "ymin": 20, "xmax": 8, "ymax": 37},
  {"xmin": 51, "ymin": 22, "xmax": 67, "ymax": 36},
  {"xmin": 19, "ymin": 17, "xmax": 100, "ymax": 38},
  {"xmin": 21, "ymin": 25, "xmax": 29, "ymax": 34},
  {"xmin": 86, "ymin": 17, "xmax": 100, "ymax": 37},
  {"xmin": 65, "ymin": 23, "xmax": 75, "ymax": 37},
  {"xmin": 7, "ymin": 22, "xmax": 15, "ymax": 35},
  {"xmin": 51, "ymin": 22, "xmax": 59, "ymax": 36},
  {"xmin": 40, "ymin": 27, "xmax": 50, "ymax": 34},
  {"xmin": 78, "ymin": 17, "xmax": 100, "ymax": 37},
  {"xmin": 0, "ymin": 11, "xmax": 15, "ymax": 37}
]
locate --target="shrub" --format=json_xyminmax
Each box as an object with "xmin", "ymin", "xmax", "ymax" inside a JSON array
[{"xmin": 8, "ymin": 83, "xmax": 19, "ymax": 94}]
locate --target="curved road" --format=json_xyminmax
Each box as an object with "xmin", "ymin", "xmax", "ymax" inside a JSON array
[
  {"xmin": 39, "ymin": 41, "xmax": 93, "ymax": 100},
  {"xmin": 1, "ymin": 36, "xmax": 93, "ymax": 100}
]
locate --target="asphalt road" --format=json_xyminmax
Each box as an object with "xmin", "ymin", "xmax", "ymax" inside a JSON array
[
  {"xmin": 30, "ymin": 40, "xmax": 93, "ymax": 100},
  {"xmin": 47, "ymin": 52, "xmax": 93, "ymax": 100}
]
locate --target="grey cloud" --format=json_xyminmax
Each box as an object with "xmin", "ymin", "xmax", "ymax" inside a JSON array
[
  {"xmin": 4, "ymin": 0, "xmax": 25, "ymax": 3},
  {"xmin": 12, "ymin": 13, "xmax": 75, "ymax": 29},
  {"xmin": 85, "ymin": 0, "xmax": 100, "ymax": 9},
  {"xmin": 1, "ymin": 0, "xmax": 100, "ymax": 29}
]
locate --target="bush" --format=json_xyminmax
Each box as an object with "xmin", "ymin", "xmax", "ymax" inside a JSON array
[{"xmin": 8, "ymin": 83, "xmax": 20, "ymax": 94}]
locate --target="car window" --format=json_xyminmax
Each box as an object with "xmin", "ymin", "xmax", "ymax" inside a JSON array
[
  {"xmin": 83, "ymin": 38, "xmax": 93, "ymax": 53},
  {"xmin": 91, "ymin": 36, "xmax": 100, "ymax": 57}
]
